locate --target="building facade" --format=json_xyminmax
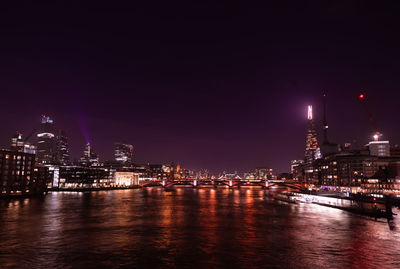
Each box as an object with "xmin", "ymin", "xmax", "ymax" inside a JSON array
[
  {"xmin": 291, "ymin": 159, "xmax": 304, "ymax": 182},
  {"xmin": 49, "ymin": 166, "xmax": 110, "ymax": 189},
  {"xmin": 114, "ymin": 142, "xmax": 133, "ymax": 164},
  {"xmin": 56, "ymin": 130, "xmax": 70, "ymax": 165},
  {"xmin": 79, "ymin": 143, "xmax": 100, "ymax": 167},
  {"xmin": 114, "ymin": 172, "xmax": 139, "ymax": 186},
  {"xmin": 10, "ymin": 132, "xmax": 24, "ymax": 152},
  {"xmin": 315, "ymin": 148, "xmax": 400, "ymax": 187},
  {"xmin": 368, "ymin": 141, "xmax": 390, "ymax": 157},
  {"xmin": 36, "ymin": 115, "xmax": 56, "ymax": 164},
  {"xmin": 255, "ymin": 167, "xmax": 274, "ymax": 180},
  {"xmin": 0, "ymin": 149, "xmax": 45, "ymax": 196},
  {"xmin": 304, "ymin": 105, "xmax": 321, "ymax": 183}
]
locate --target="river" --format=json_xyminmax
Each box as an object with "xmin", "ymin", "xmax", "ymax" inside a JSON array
[{"xmin": 1, "ymin": 187, "xmax": 399, "ymax": 268}]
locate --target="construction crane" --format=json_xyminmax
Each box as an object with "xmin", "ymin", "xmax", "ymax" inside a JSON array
[{"xmin": 358, "ymin": 93, "xmax": 382, "ymax": 141}]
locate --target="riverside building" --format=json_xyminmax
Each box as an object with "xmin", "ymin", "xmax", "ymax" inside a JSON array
[{"xmin": 0, "ymin": 149, "xmax": 46, "ymax": 196}]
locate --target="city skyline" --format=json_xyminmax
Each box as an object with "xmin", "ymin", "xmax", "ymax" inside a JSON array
[
  {"xmin": 1, "ymin": 2, "xmax": 400, "ymax": 174},
  {"xmin": 1, "ymin": 94, "xmax": 398, "ymax": 175},
  {"xmin": 1, "ymin": 3, "xmax": 400, "ymax": 268}
]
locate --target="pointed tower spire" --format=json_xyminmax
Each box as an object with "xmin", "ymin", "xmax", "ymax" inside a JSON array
[
  {"xmin": 307, "ymin": 105, "xmax": 313, "ymax": 120},
  {"xmin": 304, "ymin": 105, "xmax": 321, "ymax": 183}
]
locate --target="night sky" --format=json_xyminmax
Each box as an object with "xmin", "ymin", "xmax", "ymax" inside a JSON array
[{"xmin": 1, "ymin": 2, "xmax": 400, "ymax": 173}]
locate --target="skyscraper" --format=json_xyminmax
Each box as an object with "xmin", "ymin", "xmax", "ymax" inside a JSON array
[
  {"xmin": 56, "ymin": 130, "xmax": 70, "ymax": 165},
  {"xmin": 114, "ymin": 142, "xmax": 133, "ymax": 164},
  {"xmin": 79, "ymin": 142, "xmax": 100, "ymax": 167},
  {"xmin": 10, "ymin": 131, "xmax": 24, "ymax": 152},
  {"xmin": 304, "ymin": 105, "xmax": 321, "ymax": 182},
  {"xmin": 36, "ymin": 115, "xmax": 56, "ymax": 164}
]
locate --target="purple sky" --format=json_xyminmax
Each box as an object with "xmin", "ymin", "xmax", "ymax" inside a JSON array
[{"xmin": 1, "ymin": 2, "xmax": 400, "ymax": 173}]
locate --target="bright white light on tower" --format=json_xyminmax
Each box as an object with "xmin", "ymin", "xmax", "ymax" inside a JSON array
[{"xmin": 307, "ymin": 105, "xmax": 313, "ymax": 120}]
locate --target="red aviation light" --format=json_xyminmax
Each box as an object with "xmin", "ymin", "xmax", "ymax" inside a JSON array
[{"xmin": 359, "ymin": 94, "xmax": 365, "ymax": 100}]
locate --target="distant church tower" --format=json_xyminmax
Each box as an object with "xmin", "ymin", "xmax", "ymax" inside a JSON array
[{"xmin": 304, "ymin": 105, "xmax": 321, "ymax": 183}]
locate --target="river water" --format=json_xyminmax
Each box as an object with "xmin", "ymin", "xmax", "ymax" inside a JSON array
[{"xmin": 0, "ymin": 187, "xmax": 399, "ymax": 268}]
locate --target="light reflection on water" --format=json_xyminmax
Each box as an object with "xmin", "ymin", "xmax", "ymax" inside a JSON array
[{"xmin": 0, "ymin": 188, "xmax": 400, "ymax": 268}]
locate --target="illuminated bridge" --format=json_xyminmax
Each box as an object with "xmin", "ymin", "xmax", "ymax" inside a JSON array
[{"xmin": 139, "ymin": 179, "xmax": 303, "ymax": 190}]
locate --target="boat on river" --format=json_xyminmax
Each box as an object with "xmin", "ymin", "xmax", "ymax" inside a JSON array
[{"xmin": 274, "ymin": 193, "xmax": 300, "ymax": 204}]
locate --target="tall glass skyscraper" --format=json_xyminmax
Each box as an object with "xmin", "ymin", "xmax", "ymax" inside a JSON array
[
  {"xmin": 36, "ymin": 115, "xmax": 56, "ymax": 164},
  {"xmin": 56, "ymin": 130, "xmax": 70, "ymax": 165},
  {"xmin": 79, "ymin": 142, "xmax": 100, "ymax": 167},
  {"xmin": 114, "ymin": 142, "xmax": 133, "ymax": 164},
  {"xmin": 304, "ymin": 105, "xmax": 321, "ymax": 183}
]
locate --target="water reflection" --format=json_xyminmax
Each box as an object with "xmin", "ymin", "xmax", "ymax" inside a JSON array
[{"xmin": 1, "ymin": 188, "xmax": 400, "ymax": 268}]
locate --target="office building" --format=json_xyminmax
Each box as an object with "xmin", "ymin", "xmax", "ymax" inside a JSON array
[
  {"xmin": 114, "ymin": 142, "xmax": 133, "ymax": 164},
  {"xmin": 10, "ymin": 132, "xmax": 37, "ymax": 155},
  {"xmin": 368, "ymin": 140, "xmax": 390, "ymax": 157},
  {"xmin": 255, "ymin": 167, "xmax": 274, "ymax": 180},
  {"xmin": 56, "ymin": 130, "xmax": 70, "ymax": 165},
  {"xmin": 23, "ymin": 143, "xmax": 37, "ymax": 154},
  {"xmin": 79, "ymin": 142, "xmax": 100, "ymax": 167},
  {"xmin": 36, "ymin": 115, "xmax": 56, "ymax": 164},
  {"xmin": 290, "ymin": 160, "xmax": 304, "ymax": 174},
  {"xmin": 50, "ymin": 166, "xmax": 109, "ymax": 189},
  {"xmin": 304, "ymin": 105, "xmax": 321, "ymax": 183},
  {"xmin": 0, "ymin": 149, "xmax": 45, "ymax": 196},
  {"xmin": 10, "ymin": 132, "xmax": 25, "ymax": 152}
]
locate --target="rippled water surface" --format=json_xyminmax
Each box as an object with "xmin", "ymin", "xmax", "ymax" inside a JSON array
[{"xmin": 1, "ymin": 188, "xmax": 400, "ymax": 268}]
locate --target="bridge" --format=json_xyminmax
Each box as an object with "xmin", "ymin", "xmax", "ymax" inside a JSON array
[{"xmin": 139, "ymin": 179, "xmax": 303, "ymax": 190}]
